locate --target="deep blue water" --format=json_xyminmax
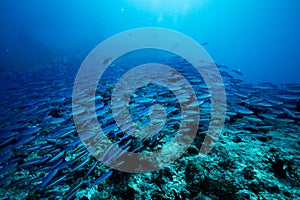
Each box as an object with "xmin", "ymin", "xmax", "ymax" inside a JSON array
[{"xmin": 1, "ymin": 0, "xmax": 300, "ymax": 83}]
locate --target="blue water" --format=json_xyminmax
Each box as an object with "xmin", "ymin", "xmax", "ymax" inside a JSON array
[{"xmin": 1, "ymin": 0, "xmax": 300, "ymax": 83}]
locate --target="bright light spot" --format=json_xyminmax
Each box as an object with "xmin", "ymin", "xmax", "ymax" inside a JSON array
[{"xmin": 129, "ymin": 0, "xmax": 208, "ymax": 15}]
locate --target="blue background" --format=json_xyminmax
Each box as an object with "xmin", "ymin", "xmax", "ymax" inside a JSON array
[{"xmin": 1, "ymin": 0, "xmax": 299, "ymax": 83}]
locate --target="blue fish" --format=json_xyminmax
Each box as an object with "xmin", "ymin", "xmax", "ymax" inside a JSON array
[
  {"xmin": 65, "ymin": 180, "xmax": 84, "ymax": 200},
  {"xmin": 89, "ymin": 171, "xmax": 113, "ymax": 187},
  {"xmin": 19, "ymin": 156, "xmax": 50, "ymax": 169},
  {"xmin": 39, "ymin": 168, "xmax": 59, "ymax": 189},
  {"xmin": 85, "ymin": 160, "xmax": 99, "ymax": 177}
]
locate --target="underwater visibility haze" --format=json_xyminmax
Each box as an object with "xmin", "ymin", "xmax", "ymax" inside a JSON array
[{"xmin": 0, "ymin": 0, "xmax": 300, "ymax": 199}]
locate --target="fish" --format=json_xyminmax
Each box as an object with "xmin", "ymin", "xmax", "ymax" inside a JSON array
[
  {"xmin": 56, "ymin": 161, "xmax": 73, "ymax": 171},
  {"xmin": 89, "ymin": 171, "xmax": 113, "ymax": 187},
  {"xmin": 19, "ymin": 156, "xmax": 50, "ymax": 169},
  {"xmin": 102, "ymin": 123, "xmax": 118, "ymax": 134},
  {"xmin": 0, "ymin": 162, "xmax": 18, "ymax": 174},
  {"xmin": 255, "ymin": 101, "xmax": 274, "ymax": 107},
  {"xmin": 259, "ymin": 113, "xmax": 277, "ymax": 120},
  {"xmin": 48, "ymin": 152, "xmax": 65, "ymax": 163},
  {"xmin": 0, "ymin": 151, "xmax": 13, "ymax": 163},
  {"xmin": 198, "ymin": 93, "xmax": 211, "ymax": 99},
  {"xmin": 85, "ymin": 160, "xmax": 99, "ymax": 177},
  {"xmin": 282, "ymin": 107, "xmax": 296, "ymax": 118},
  {"xmin": 1, "ymin": 50, "xmax": 300, "ymax": 199},
  {"xmin": 244, "ymin": 116, "xmax": 263, "ymax": 123},
  {"xmin": 0, "ymin": 131, "xmax": 18, "ymax": 139},
  {"xmin": 22, "ymin": 126, "xmax": 41, "ymax": 136},
  {"xmin": 278, "ymin": 94, "xmax": 300, "ymax": 100},
  {"xmin": 47, "ymin": 174, "xmax": 68, "ymax": 188},
  {"xmin": 65, "ymin": 180, "xmax": 84, "ymax": 200},
  {"xmin": 38, "ymin": 168, "xmax": 59, "ymax": 189},
  {"xmin": 234, "ymin": 105, "xmax": 254, "ymax": 115},
  {"xmin": 232, "ymin": 69, "xmax": 244, "ymax": 76},
  {"xmin": 0, "ymin": 136, "xmax": 15, "ymax": 147},
  {"xmin": 72, "ymin": 157, "xmax": 91, "ymax": 172}
]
